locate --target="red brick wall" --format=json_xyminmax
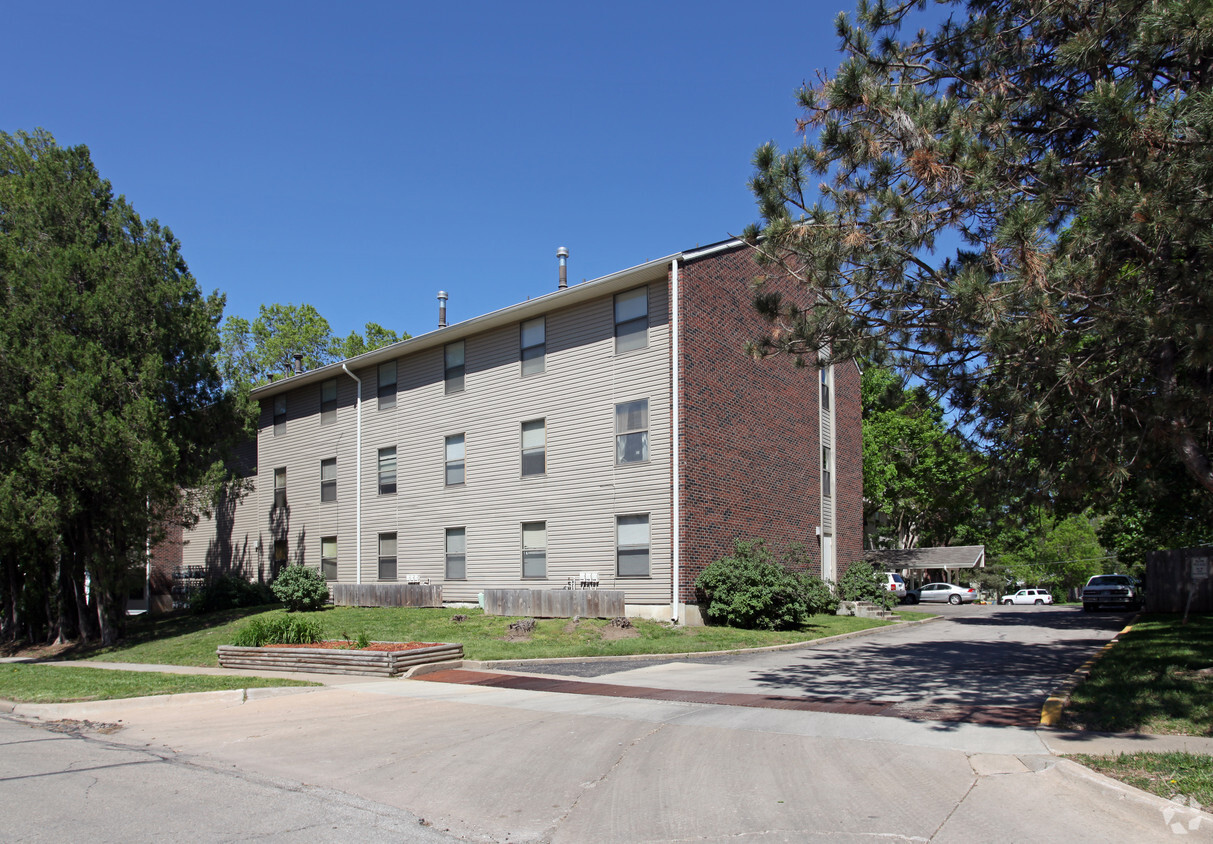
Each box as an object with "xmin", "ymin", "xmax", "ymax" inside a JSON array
[
  {"xmin": 675, "ymin": 245, "xmax": 863, "ymax": 602},
  {"xmin": 148, "ymin": 520, "xmax": 183, "ymax": 608},
  {"xmin": 832, "ymin": 358, "xmax": 864, "ymax": 576}
]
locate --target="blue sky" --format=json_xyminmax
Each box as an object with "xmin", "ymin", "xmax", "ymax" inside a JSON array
[{"xmin": 10, "ymin": 1, "xmax": 888, "ymax": 341}]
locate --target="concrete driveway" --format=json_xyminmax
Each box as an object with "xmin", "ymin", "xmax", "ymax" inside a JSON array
[
  {"xmin": 6, "ymin": 604, "xmax": 1210, "ymax": 842},
  {"xmin": 484, "ymin": 604, "xmax": 1131, "ymax": 725}
]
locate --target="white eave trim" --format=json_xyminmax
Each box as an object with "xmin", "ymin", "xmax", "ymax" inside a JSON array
[{"xmin": 251, "ymin": 252, "xmax": 680, "ymax": 399}]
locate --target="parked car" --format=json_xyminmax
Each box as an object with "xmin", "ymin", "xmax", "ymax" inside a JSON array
[
  {"xmin": 884, "ymin": 572, "xmax": 907, "ymax": 602},
  {"xmin": 1001, "ymin": 589, "xmax": 1054, "ymax": 606},
  {"xmin": 1081, "ymin": 574, "xmax": 1144, "ymax": 611},
  {"xmin": 905, "ymin": 582, "xmax": 977, "ymax": 605}
]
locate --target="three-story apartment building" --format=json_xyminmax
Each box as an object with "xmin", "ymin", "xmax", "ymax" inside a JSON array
[{"xmin": 174, "ymin": 238, "xmax": 862, "ymax": 623}]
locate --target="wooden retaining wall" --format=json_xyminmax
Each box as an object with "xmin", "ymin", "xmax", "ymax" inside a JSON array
[
  {"xmin": 483, "ymin": 589, "xmax": 625, "ymax": 619},
  {"xmin": 217, "ymin": 642, "xmax": 463, "ymax": 677},
  {"xmin": 1146, "ymin": 548, "xmax": 1213, "ymax": 613},
  {"xmin": 331, "ymin": 583, "xmax": 443, "ymax": 608}
]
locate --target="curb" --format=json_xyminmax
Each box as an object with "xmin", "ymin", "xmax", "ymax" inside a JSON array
[
  {"xmin": 1039, "ymin": 615, "xmax": 1138, "ymax": 727},
  {"xmin": 462, "ymin": 612, "xmax": 941, "ymax": 671},
  {"xmin": 0, "ymin": 685, "xmax": 323, "ymax": 722}
]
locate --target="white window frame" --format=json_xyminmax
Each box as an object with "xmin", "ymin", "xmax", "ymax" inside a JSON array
[
  {"xmin": 320, "ymin": 458, "xmax": 336, "ymax": 502},
  {"xmin": 616, "ymin": 514, "xmax": 650, "ymax": 578},
  {"xmin": 521, "ymin": 419, "xmax": 545, "ymax": 477},
  {"xmin": 445, "ymin": 341, "xmax": 465, "ymax": 394},
  {"xmin": 378, "ymin": 532, "xmax": 397, "ymax": 581},
  {"xmin": 321, "ymin": 378, "xmax": 338, "ymax": 425},
  {"xmin": 520, "ymin": 317, "xmax": 545, "ymax": 376},
  {"xmin": 615, "ymin": 399, "xmax": 649, "ymax": 464},
  {"xmin": 378, "ymin": 447, "xmax": 397, "ymax": 495},
  {"xmin": 521, "ymin": 521, "xmax": 546, "ymax": 579},
  {"xmin": 614, "ymin": 286, "xmax": 648, "ymax": 353},
  {"xmin": 445, "ymin": 527, "xmax": 466, "ymax": 580},
  {"xmin": 445, "ymin": 434, "xmax": 465, "ymax": 486},
  {"xmin": 377, "ymin": 361, "xmax": 397, "ymax": 410}
]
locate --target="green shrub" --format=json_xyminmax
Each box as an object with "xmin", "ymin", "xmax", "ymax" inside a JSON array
[
  {"xmin": 783, "ymin": 543, "xmax": 840, "ymax": 615},
  {"xmin": 696, "ymin": 540, "xmax": 809, "ymax": 630},
  {"xmin": 232, "ymin": 614, "xmax": 324, "ymax": 647},
  {"xmin": 270, "ymin": 565, "xmax": 330, "ymax": 612},
  {"xmin": 189, "ymin": 574, "xmax": 276, "ymax": 615},
  {"xmin": 837, "ymin": 562, "xmax": 897, "ymax": 610},
  {"xmin": 797, "ymin": 571, "xmax": 840, "ymax": 615}
]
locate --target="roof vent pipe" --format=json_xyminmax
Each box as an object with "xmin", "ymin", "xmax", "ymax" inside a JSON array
[
  {"xmin": 292, "ymin": 353, "xmax": 303, "ymax": 375},
  {"xmin": 437, "ymin": 290, "xmax": 448, "ymax": 328},
  {"xmin": 557, "ymin": 246, "xmax": 568, "ymax": 289}
]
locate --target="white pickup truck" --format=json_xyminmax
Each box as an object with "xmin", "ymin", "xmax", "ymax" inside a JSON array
[{"xmin": 1081, "ymin": 574, "xmax": 1144, "ymax": 612}]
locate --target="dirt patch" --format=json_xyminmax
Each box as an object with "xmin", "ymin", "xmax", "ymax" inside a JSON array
[
  {"xmin": 0, "ymin": 641, "xmax": 79, "ymax": 661},
  {"xmin": 600, "ymin": 618, "xmax": 639, "ymax": 641},
  {"xmin": 504, "ymin": 618, "xmax": 536, "ymax": 642}
]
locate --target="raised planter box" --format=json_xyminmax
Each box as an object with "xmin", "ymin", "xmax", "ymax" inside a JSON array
[
  {"xmin": 483, "ymin": 588, "xmax": 625, "ymax": 618},
  {"xmin": 216, "ymin": 642, "xmax": 463, "ymax": 677}
]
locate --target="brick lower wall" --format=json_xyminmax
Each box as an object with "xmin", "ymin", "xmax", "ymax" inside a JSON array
[{"xmin": 676, "ymin": 246, "xmax": 863, "ymax": 601}]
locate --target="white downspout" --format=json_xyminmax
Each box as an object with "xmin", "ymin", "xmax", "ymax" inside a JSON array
[
  {"xmin": 671, "ymin": 259, "xmax": 681, "ymax": 624},
  {"xmin": 342, "ymin": 364, "xmax": 363, "ymax": 584}
]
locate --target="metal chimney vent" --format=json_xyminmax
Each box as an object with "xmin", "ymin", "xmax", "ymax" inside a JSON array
[
  {"xmin": 557, "ymin": 246, "xmax": 569, "ymax": 289},
  {"xmin": 437, "ymin": 290, "xmax": 448, "ymax": 328}
]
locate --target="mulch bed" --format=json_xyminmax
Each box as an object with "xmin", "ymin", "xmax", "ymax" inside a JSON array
[{"xmin": 262, "ymin": 641, "xmax": 443, "ymax": 652}]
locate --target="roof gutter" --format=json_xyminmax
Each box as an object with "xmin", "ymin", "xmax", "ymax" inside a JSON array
[{"xmin": 670, "ymin": 258, "xmax": 681, "ymax": 624}]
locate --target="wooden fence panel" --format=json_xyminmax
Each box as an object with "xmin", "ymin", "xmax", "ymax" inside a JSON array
[
  {"xmin": 1146, "ymin": 548, "xmax": 1213, "ymax": 613},
  {"xmin": 483, "ymin": 589, "xmax": 625, "ymax": 618},
  {"xmin": 331, "ymin": 584, "xmax": 443, "ymax": 608}
]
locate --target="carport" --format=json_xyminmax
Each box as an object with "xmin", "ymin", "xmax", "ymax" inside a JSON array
[{"xmin": 866, "ymin": 545, "xmax": 985, "ymax": 589}]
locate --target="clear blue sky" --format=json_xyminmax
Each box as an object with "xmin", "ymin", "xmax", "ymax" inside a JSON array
[{"xmin": 9, "ymin": 0, "xmax": 886, "ymax": 341}]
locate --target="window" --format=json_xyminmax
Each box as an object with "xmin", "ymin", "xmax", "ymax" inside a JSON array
[
  {"xmin": 445, "ymin": 434, "xmax": 465, "ymax": 485},
  {"xmin": 321, "ymin": 536, "xmax": 337, "ymax": 581},
  {"xmin": 522, "ymin": 521, "xmax": 546, "ymax": 578},
  {"xmin": 377, "ymin": 361, "xmax": 396, "ymax": 410},
  {"xmin": 321, "ymin": 378, "xmax": 338, "ymax": 425},
  {"xmin": 520, "ymin": 317, "xmax": 545, "ymax": 376},
  {"xmin": 521, "ymin": 419, "xmax": 545, "ymax": 477},
  {"xmin": 614, "ymin": 286, "xmax": 648, "ymax": 353},
  {"xmin": 273, "ymin": 395, "xmax": 286, "ymax": 435},
  {"xmin": 617, "ymin": 515, "xmax": 650, "ymax": 577},
  {"xmin": 273, "ymin": 467, "xmax": 287, "ymax": 507},
  {"xmin": 378, "ymin": 447, "xmax": 397, "ymax": 494},
  {"xmin": 445, "ymin": 527, "xmax": 466, "ymax": 580},
  {"xmin": 378, "ymin": 533, "xmax": 397, "ymax": 581},
  {"xmin": 615, "ymin": 399, "xmax": 649, "ymax": 464},
  {"xmin": 445, "ymin": 341, "xmax": 465, "ymax": 393},
  {"xmin": 273, "ymin": 539, "xmax": 288, "ymax": 576},
  {"xmin": 320, "ymin": 458, "xmax": 336, "ymax": 502},
  {"xmin": 820, "ymin": 368, "xmax": 831, "ymax": 411},
  {"xmin": 822, "ymin": 446, "xmax": 832, "ymax": 497}
]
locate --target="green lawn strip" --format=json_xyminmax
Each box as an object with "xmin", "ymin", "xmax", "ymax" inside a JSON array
[
  {"xmin": 1062, "ymin": 614, "xmax": 1213, "ymax": 736},
  {"xmin": 1068, "ymin": 752, "xmax": 1213, "ymax": 807},
  {"xmin": 72, "ymin": 606, "xmax": 891, "ymax": 666},
  {"xmin": 0, "ymin": 663, "xmax": 315, "ymax": 704}
]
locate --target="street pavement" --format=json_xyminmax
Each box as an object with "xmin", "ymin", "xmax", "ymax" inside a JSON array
[{"xmin": 3, "ymin": 604, "xmax": 1211, "ymax": 842}]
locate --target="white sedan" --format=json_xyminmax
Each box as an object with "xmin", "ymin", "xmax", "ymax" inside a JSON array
[
  {"xmin": 906, "ymin": 582, "xmax": 977, "ymax": 605},
  {"xmin": 1001, "ymin": 589, "xmax": 1054, "ymax": 606}
]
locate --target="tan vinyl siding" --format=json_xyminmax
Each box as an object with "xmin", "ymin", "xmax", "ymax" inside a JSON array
[{"xmin": 185, "ymin": 283, "xmax": 674, "ymax": 606}]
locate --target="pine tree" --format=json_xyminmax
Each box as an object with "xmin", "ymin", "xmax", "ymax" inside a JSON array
[{"xmin": 746, "ymin": 0, "xmax": 1213, "ymax": 507}]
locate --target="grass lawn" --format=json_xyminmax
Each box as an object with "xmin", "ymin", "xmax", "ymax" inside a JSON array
[
  {"xmin": 0, "ymin": 663, "xmax": 315, "ymax": 704},
  {"xmin": 1062, "ymin": 613, "xmax": 1213, "ymax": 736},
  {"xmin": 1068, "ymin": 752, "xmax": 1213, "ymax": 807},
  {"xmin": 46, "ymin": 605, "xmax": 894, "ymax": 666}
]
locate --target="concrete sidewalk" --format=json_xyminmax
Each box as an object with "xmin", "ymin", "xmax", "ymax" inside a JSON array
[{"xmin": 7, "ymin": 678, "xmax": 1209, "ymax": 843}]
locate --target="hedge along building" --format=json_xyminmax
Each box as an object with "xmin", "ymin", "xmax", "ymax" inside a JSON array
[{"xmin": 175, "ymin": 239, "xmax": 863, "ymax": 623}]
